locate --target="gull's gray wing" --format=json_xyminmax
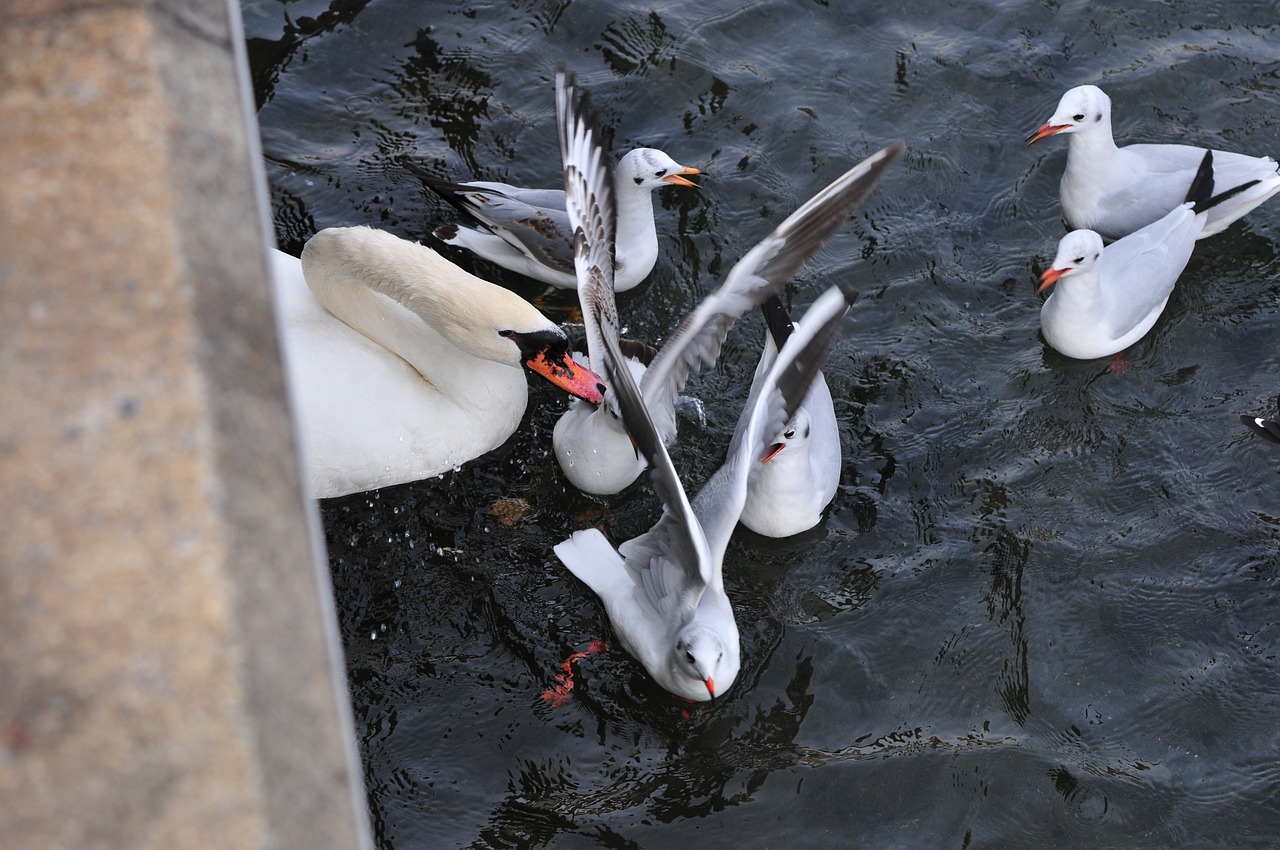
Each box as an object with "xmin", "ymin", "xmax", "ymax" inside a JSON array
[
  {"xmin": 411, "ymin": 165, "xmax": 577, "ymax": 275},
  {"xmin": 640, "ymin": 141, "xmax": 904, "ymax": 441},
  {"xmin": 557, "ymin": 68, "xmax": 620, "ymax": 399},
  {"xmin": 695, "ymin": 284, "xmax": 856, "ymax": 562}
]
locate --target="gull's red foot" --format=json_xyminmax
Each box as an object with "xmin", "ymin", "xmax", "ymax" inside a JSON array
[
  {"xmin": 541, "ymin": 640, "xmax": 606, "ymax": 707},
  {"xmin": 1105, "ymin": 355, "xmax": 1129, "ymax": 375}
]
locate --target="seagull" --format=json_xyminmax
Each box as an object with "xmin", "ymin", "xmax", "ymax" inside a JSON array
[
  {"xmin": 737, "ymin": 294, "xmax": 843, "ymax": 538},
  {"xmin": 411, "ymin": 136, "xmax": 699, "ymax": 292},
  {"xmin": 1241, "ymin": 397, "xmax": 1280, "ymax": 445},
  {"xmin": 272, "ymin": 226, "xmax": 604, "ymax": 499},
  {"xmin": 1037, "ymin": 151, "xmax": 1258, "ymax": 360},
  {"xmin": 554, "ymin": 283, "xmax": 857, "ymax": 702},
  {"xmin": 550, "ymin": 67, "xmax": 902, "ymax": 495},
  {"xmin": 1026, "ymin": 84, "xmax": 1280, "ymax": 241}
]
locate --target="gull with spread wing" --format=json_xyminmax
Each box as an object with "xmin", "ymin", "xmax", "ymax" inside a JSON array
[
  {"xmin": 551, "ymin": 67, "xmax": 902, "ymax": 495},
  {"xmin": 737, "ymin": 294, "xmax": 843, "ymax": 537},
  {"xmin": 554, "ymin": 284, "xmax": 858, "ymax": 701}
]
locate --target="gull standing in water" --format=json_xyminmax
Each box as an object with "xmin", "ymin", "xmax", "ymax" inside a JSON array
[
  {"xmin": 1027, "ymin": 84, "xmax": 1280, "ymax": 241},
  {"xmin": 551, "ymin": 68, "xmax": 902, "ymax": 496},
  {"xmin": 412, "ymin": 139, "xmax": 699, "ymax": 292},
  {"xmin": 737, "ymin": 294, "xmax": 843, "ymax": 538},
  {"xmin": 1037, "ymin": 151, "xmax": 1258, "ymax": 360}
]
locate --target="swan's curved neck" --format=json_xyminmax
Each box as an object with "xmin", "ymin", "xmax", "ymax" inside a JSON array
[{"xmin": 302, "ymin": 228, "xmax": 521, "ymax": 404}]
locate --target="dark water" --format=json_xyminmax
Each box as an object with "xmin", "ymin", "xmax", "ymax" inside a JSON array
[{"xmin": 241, "ymin": 1, "xmax": 1280, "ymax": 847}]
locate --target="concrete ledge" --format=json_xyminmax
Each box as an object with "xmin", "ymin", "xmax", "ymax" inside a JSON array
[{"xmin": 0, "ymin": 2, "xmax": 372, "ymax": 848}]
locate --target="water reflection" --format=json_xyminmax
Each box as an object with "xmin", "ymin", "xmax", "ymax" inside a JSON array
[{"xmin": 248, "ymin": 0, "xmax": 1280, "ymax": 846}]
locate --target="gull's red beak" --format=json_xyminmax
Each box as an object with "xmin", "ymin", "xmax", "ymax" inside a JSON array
[
  {"xmin": 704, "ymin": 676, "xmax": 716, "ymax": 699},
  {"xmin": 662, "ymin": 166, "xmax": 701, "ymax": 188},
  {"xmin": 1038, "ymin": 266, "xmax": 1068, "ymax": 294},
  {"xmin": 1026, "ymin": 122, "xmax": 1069, "ymax": 146},
  {"xmin": 760, "ymin": 442, "xmax": 785, "ymax": 464},
  {"xmin": 526, "ymin": 350, "xmax": 606, "ymax": 403}
]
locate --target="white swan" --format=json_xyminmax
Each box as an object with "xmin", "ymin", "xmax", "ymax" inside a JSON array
[{"xmin": 270, "ymin": 226, "xmax": 604, "ymax": 499}]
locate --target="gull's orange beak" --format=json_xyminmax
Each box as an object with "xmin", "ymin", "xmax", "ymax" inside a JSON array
[
  {"xmin": 1038, "ymin": 266, "xmax": 1068, "ymax": 294},
  {"xmin": 1026, "ymin": 122, "xmax": 1069, "ymax": 146},
  {"xmin": 526, "ymin": 350, "xmax": 606, "ymax": 403},
  {"xmin": 662, "ymin": 166, "xmax": 701, "ymax": 188},
  {"xmin": 704, "ymin": 676, "xmax": 716, "ymax": 699},
  {"xmin": 760, "ymin": 442, "xmax": 785, "ymax": 464}
]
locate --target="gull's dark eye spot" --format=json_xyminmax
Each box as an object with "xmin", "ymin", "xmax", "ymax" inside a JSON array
[
  {"xmin": 1073, "ymin": 113, "xmax": 1085, "ymax": 121},
  {"xmin": 633, "ymin": 176, "xmax": 643, "ymax": 185},
  {"xmin": 1073, "ymin": 256, "xmax": 1085, "ymax": 264},
  {"xmin": 655, "ymin": 170, "xmax": 665, "ymax": 177},
  {"xmin": 685, "ymin": 650, "xmax": 696, "ymax": 664},
  {"xmin": 784, "ymin": 429, "xmax": 796, "ymax": 440}
]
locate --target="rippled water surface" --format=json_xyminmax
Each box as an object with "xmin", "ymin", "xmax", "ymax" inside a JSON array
[{"xmin": 242, "ymin": 1, "xmax": 1280, "ymax": 846}]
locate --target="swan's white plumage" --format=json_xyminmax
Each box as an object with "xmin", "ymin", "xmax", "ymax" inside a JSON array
[{"xmin": 272, "ymin": 226, "xmax": 601, "ymax": 498}]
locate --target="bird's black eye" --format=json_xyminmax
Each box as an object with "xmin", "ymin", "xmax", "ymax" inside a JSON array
[
  {"xmin": 1073, "ymin": 113, "xmax": 1085, "ymax": 121},
  {"xmin": 685, "ymin": 650, "xmax": 696, "ymax": 664},
  {"xmin": 655, "ymin": 170, "xmax": 666, "ymax": 177},
  {"xmin": 784, "ymin": 429, "xmax": 796, "ymax": 440},
  {"xmin": 499, "ymin": 329, "xmax": 515, "ymax": 338},
  {"xmin": 1073, "ymin": 256, "xmax": 1085, "ymax": 264}
]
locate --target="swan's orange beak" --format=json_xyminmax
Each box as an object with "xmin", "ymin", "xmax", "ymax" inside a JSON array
[
  {"xmin": 1026, "ymin": 122, "xmax": 1069, "ymax": 146},
  {"xmin": 663, "ymin": 166, "xmax": 701, "ymax": 188},
  {"xmin": 1038, "ymin": 266, "xmax": 1068, "ymax": 294},
  {"xmin": 526, "ymin": 351, "xmax": 606, "ymax": 404}
]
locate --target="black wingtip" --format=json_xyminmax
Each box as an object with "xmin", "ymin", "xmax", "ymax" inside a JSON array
[
  {"xmin": 770, "ymin": 286, "xmax": 856, "ymax": 427},
  {"xmin": 760, "ymin": 294, "xmax": 795, "ymax": 349},
  {"xmin": 1185, "ymin": 150, "xmax": 1216, "ymax": 212},
  {"xmin": 1186, "ymin": 150, "xmax": 1264, "ymax": 215}
]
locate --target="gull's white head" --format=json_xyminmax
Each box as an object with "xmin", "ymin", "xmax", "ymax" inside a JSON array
[
  {"xmin": 618, "ymin": 148, "xmax": 702, "ymax": 191},
  {"xmin": 672, "ymin": 622, "xmax": 737, "ymax": 702},
  {"xmin": 1039, "ymin": 229, "xmax": 1104, "ymax": 293},
  {"xmin": 1026, "ymin": 84, "xmax": 1113, "ymax": 145},
  {"xmin": 761, "ymin": 408, "xmax": 814, "ymax": 464}
]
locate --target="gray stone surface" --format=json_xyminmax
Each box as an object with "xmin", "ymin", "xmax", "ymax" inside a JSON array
[{"xmin": 0, "ymin": 2, "xmax": 372, "ymax": 848}]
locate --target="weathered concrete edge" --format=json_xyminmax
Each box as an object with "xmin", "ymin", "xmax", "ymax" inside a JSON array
[{"xmin": 154, "ymin": 1, "xmax": 376, "ymax": 846}]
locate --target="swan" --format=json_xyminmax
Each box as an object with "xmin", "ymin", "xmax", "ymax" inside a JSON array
[{"xmin": 270, "ymin": 226, "xmax": 604, "ymax": 498}]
